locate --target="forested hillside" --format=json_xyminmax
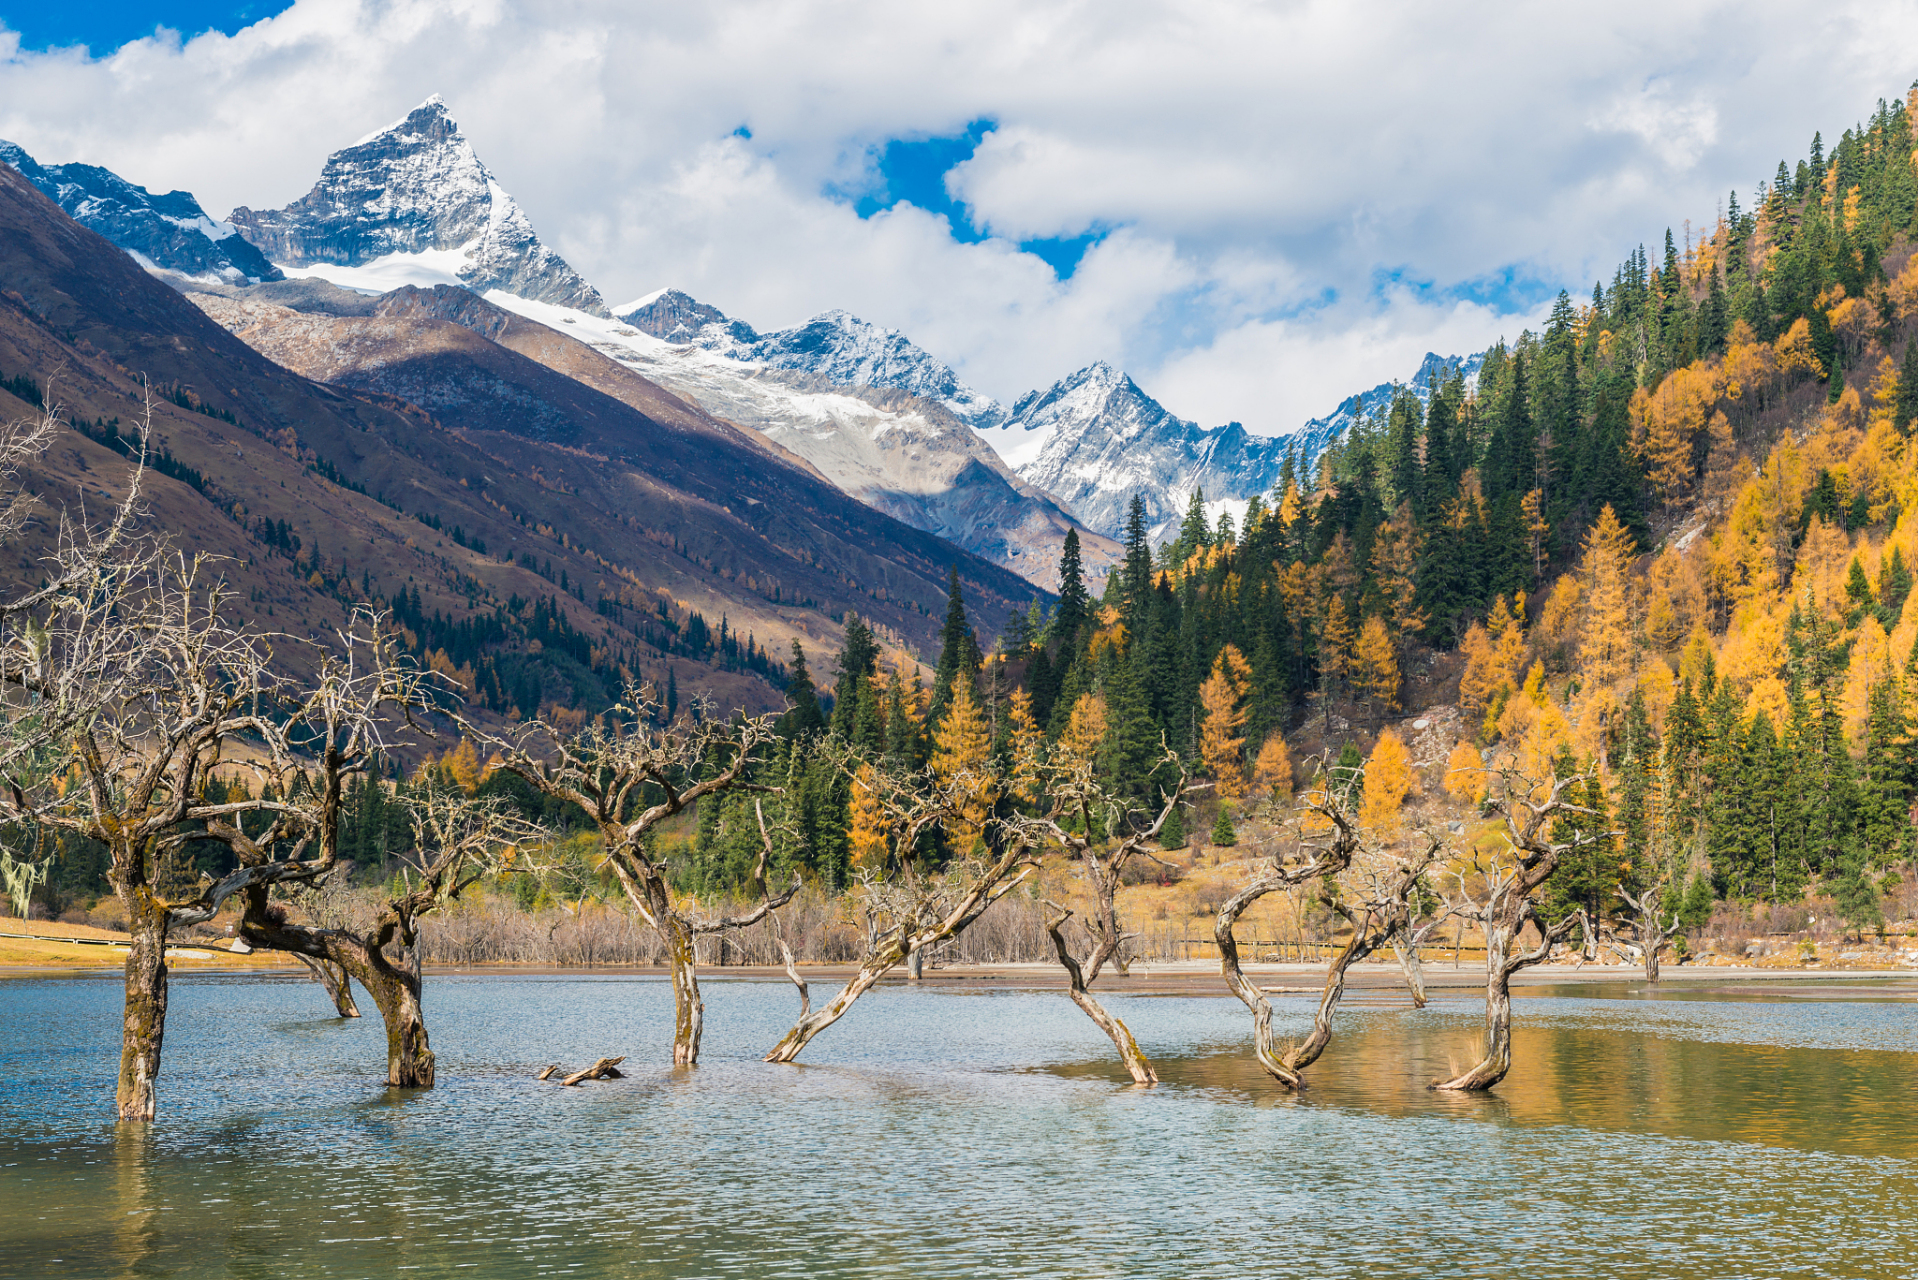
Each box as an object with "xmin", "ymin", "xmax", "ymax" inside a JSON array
[{"xmin": 676, "ymin": 84, "xmax": 1918, "ymax": 938}]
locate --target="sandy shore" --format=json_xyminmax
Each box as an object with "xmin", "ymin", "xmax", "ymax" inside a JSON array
[{"xmin": 6, "ymin": 950, "xmax": 1914, "ymax": 997}]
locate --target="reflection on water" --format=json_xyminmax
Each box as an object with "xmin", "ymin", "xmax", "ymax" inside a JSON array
[{"xmin": 1, "ymin": 973, "xmax": 1913, "ymax": 1279}]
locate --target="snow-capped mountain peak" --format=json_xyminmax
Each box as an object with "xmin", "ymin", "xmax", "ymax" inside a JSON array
[
  {"xmin": 980, "ymin": 361, "xmax": 1287, "ymax": 538},
  {"xmin": 228, "ymin": 96, "xmax": 607, "ymax": 315},
  {"xmin": 615, "ymin": 288, "xmax": 1006, "ymax": 431},
  {"xmin": 0, "ymin": 140, "xmax": 281, "ymax": 283}
]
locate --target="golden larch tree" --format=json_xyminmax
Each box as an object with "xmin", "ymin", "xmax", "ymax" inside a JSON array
[
  {"xmin": 848, "ymin": 763, "xmax": 889, "ymax": 869},
  {"xmin": 1444, "ymin": 739, "xmax": 1487, "ymax": 803},
  {"xmin": 1576, "ymin": 503, "xmax": 1637, "ymax": 695},
  {"xmin": 1252, "ymin": 734, "xmax": 1294, "ymax": 797},
  {"xmin": 1199, "ymin": 644, "xmax": 1253, "ymax": 799},
  {"xmin": 1360, "ymin": 729, "xmax": 1414, "ymax": 830},
  {"xmin": 929, "ymin": 679, "xmax": 994, "ymax": 848},
  {"xmin": 1352, "ymin": 614, "xmax": 1400, "ymax": 712},
  {"xmin": 1320, "ymin": 595, "xmax": 1355, "ymax": 692}
]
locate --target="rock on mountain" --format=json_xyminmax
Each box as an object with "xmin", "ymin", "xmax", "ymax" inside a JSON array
[
  {"xmin": 1280, "ymin": 351, "xmax": 1484, "ymax": 468},
  {"xmin": 977, "ymin": 362, "xmax": 1291, "ymax": 541},
  {"xmin": 486, "ymin": 292, "xmax": 1113, "ymax": 591},
  {"xmin": 229, "ymin": 96, "xmax": 608, "ymax": 315},
  {"xmin": 0, "ymin": 140, "xmax": 282, "ymax": 283},
  {"xmin": 618, "ymin": 290, "xmax": 1005, "ymax": 430}
]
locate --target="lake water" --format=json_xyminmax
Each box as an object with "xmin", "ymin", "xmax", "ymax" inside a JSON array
[{"xmin": 1, "ymin": 971, "xmax": 1913, "ymax": 1279}]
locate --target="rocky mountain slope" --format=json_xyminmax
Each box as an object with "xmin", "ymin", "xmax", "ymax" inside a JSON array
[
  {"xmin": 972, "ymin": 362, "xmax": 1288, "ymax": 540},
  {"xmin": 498, "ymin": 297, "xmax": 1118, "ymax": 590},
  {"xmin": 618, "ymin": 290, "xmax": 1006, "ymax": 430},
  {"xmin": 0, "ymin": 139, "xmax": 281, "ymax": 283},
  {"xmin": 228, "ymin": 96, "xmax": 608, "ymax": 315},
  {"xmin": 0, "ymin": 163, "xmax": 1036, "ymax": 726}
]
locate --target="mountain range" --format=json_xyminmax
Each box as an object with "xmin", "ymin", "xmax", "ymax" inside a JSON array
[
  {"xmin": 0, "ymin": 155, "xmax": 1045, "ymax": 726},
  {"xmin": 0, "ymin": 94, "xmax": 1477, "ymax": 682}
]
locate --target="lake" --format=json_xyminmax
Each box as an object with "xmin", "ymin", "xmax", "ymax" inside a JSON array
[{"xmin": 1, "ymin": 970, "xmax": 1913, "ymax": 1278}]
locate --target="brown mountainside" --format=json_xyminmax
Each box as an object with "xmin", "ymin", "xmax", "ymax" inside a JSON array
[{"xmin": 0, "ymin": 164, "xmax": 1039, "ymax": 719}]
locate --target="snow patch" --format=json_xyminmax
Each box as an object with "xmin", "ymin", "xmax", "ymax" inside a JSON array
[{"xmin": 275, "ymin": 248, "xmax": 474, "ymax": 294}]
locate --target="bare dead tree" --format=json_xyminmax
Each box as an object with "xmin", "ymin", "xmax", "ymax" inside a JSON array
[
  {"xmin": 1212, "ymin": 770, "xmax": 1366, "ymax": 1089},
  {"xmin": 221, "ymin": 614, "xmax": 524, "ymax": 1087},
  {"xmin": 1610, "ymin": 873, "xmax": 1682, "ymax": 982},
  {"xmin": 763, "ymin": 751, "xmax": 1035, "ymax": 1063},
  {"xmin": 8, "ymin": 558, "xmax": 313, "ymax": 1121},
  {"xmin": 245, "ymin": 783, "xmax": 548, "ymax": 1086},
  {"xmin": 1281, "ymin": 834, "xmax": 1454, "ymax": 1076},
  {"xmin": 471, "ymin": 688, "xmax": 792, "ymax": 1065},
  {"xmin": 1431, "ymin": 767, "xmax": 1599, "ymax": 1092},
  {"xmin": 1012, "ymin": 742, "xmax": 1202, "ymax": 1085}
]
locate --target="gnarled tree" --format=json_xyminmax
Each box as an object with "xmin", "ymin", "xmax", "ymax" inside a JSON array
[
  {"xmin": 764, "ymin": 748, "xmax": 1035, "ymax": 1063},
  {"xmin": 1013, "ymin": 742, "xmax": 1200, "ymax": 1085},
  {"xmin": 475, "ymin": 689, "xmax": 794, "ymax": 1065},
  {"xmin": 244, "ymin": 781, "xmax": 548, "ymax": 1086},
  {"xmin": 1609, "ymin": 873, "xmax": 1682, "ymax": 982},
  {"xmin": 1431, "ymin": 768, "xmax": 1599, "ymax": 1092},
  {"xmin": 13, "ymin": 558, "xmax": 317, "ymax": 1120},
  {"xmin": 1212, "ymin": 773, "xmax": 1366, "ymax": 1089}
]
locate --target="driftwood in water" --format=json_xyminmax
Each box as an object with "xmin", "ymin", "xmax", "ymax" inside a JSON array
[
  {"xmin": 559, "ymin": 1056, "xmax": 627, "ymax": 1086},
  {"xmin": 536, "ymin": 1065, "xmax": 560, "ymax": 1081}
]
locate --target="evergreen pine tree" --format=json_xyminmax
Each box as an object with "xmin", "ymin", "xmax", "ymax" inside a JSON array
[
  {"xmin": 780, "ymin": 640, "xmax": 826, "ymax": 739},
  {"xmin": 930, "ymin": 566, "xmax": 982, "ymax": 723},
  {"xmin": 1210, "ymin": 805, "xmax": 1237, "ymax": 847},
  {"xmin": 1899, "ymin": 339, "xmax": 1918, "ymax": 434},
  {"xmin": 1053, "ymin": 531, "xmax": 1091, "ymax": 651}
]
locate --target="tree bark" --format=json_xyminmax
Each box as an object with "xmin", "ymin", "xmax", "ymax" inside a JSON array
[
  {"xmin": 906, "ymin": 945, "xmax": 924, "ymax": 980},
  {"xmin": 114, "ymin": 885, "xmax": 169, "ymax": 1122},
  {"xmin": 1391, "ymin": 933, "xmax": 1428, "ymax": 1008},
  {"xmin": 297, "ymin": 955, "xmax": 361, "ymax": 1018},
  {"xmin": 1282, "ymin": 910, "xmax": 1383, "ymax": 1074},
  {"xmin": 667, "ymin": 918, "xmax": 703, "ymax": 1067},
  {"xmin": 1214, "ymin": 882, "xmax": 1304, "ymax": 1089},
  {"xmin": 362, "ymin": 932, "xmax": 433, "ymax": 1088},
  {"xmin": 763, "ymin": 938, "xmax": 903, "ymax": 1063},
  {"xmin": 1432, "ymin": 910, "xmax": 1577, "ymax": 1092},
  {"xmin": 765, "ymin": 850, "xmax": 1031, "ymax": 1063},
  {"xmin": 1046, "ymin": 908, "xmax": 1156, "ymax": 1084}
]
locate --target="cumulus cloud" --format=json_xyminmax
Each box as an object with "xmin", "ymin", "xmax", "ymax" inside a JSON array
[{"xmin": 1, "ymin": 0, "xmax": 1916, "ymax": 432}]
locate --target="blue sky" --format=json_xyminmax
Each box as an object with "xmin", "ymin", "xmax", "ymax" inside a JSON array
[
  {"xmin": 1, "ymin": 0, "xmax": 1910, "ymax": 434},
  {"xmin": 0, "ymin": 0, "xmax": 292, "ymax": 50},
  {"xmin": 849, "ymin": 120, "xmax": 1106, "ymax": 280}
]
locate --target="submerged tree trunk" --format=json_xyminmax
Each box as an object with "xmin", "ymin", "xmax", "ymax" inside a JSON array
[
  {"xmin": 115, "ymin": 886, "xmax": 169, "ymax": 1121},
  {"xmin": 1282, "ymin": 911, "xmax": 1383, "ymax": 1074},
  {"xmin": 1391, "ymin": 934, "xmax": 1428, "ymax": 1008},
  {"xmin": 1434, "ymin": 919, "xmax": 1519, "ymax": 1091},
  {"xmin": 361, "ymin": 956, "xmax": 433, "ymax": 1087},
  {"xmin": 1046, "ymin": 908, "xmax": 1156, "ymax": 1084},
  {"xmin": 765, "ymin": 849, "xmax": 1032, "ymax": 1064},
  {"xmin": 764, "ymin": 936, "xmax": 904, "ymax": 1062},
  {"xmin": 1214, "ymin": 882, "xmax": 1304, "ymax": 1089},
  {"xmin": 1432, "ymin": 911, "xmax": 1578, "ymax": 1092},
  {"xmin": 667, "ymin": 918, "xmax": 704, "ymax": 1067},
  {"xmin": 298, "ymin": 955, "xmax": 361, "ymax": 1018}
]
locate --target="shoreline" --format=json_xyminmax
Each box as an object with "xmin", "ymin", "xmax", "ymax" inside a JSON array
[{"xmin": 5, "ymin": 958, "xmax": 1916, "ymax": 998}]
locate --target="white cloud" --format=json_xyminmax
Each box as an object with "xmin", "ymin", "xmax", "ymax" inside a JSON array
[{"xmin": 1, "ymin": 0, "xmax": 1916, "ymax": 433}]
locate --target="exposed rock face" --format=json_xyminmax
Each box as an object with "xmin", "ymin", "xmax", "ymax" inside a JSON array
[
  {"xmin": 576, "ymin": 326, "xmax": 1117, "ymax": 590},
  {"xmin": 622, "ymin": 291, "xmax": 1005, "ymax": 431},
  {"xmin": 228, "ymin": 96, "xmax": 608, "ymax": 315},
  {"xmin": 1281, "ymin": 351, "xmax": 1485, "ymax": 468},
  {"xmin": 977, "ymin": 362, "xmax": 1291, "ymax": 541},
  {"xmin": 617, "ymin": 288, "xmax": 746, "ymax": 343},
  {"xmin": 0, "ymin": 140, "xmax": 282, "ymax": 282}
]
